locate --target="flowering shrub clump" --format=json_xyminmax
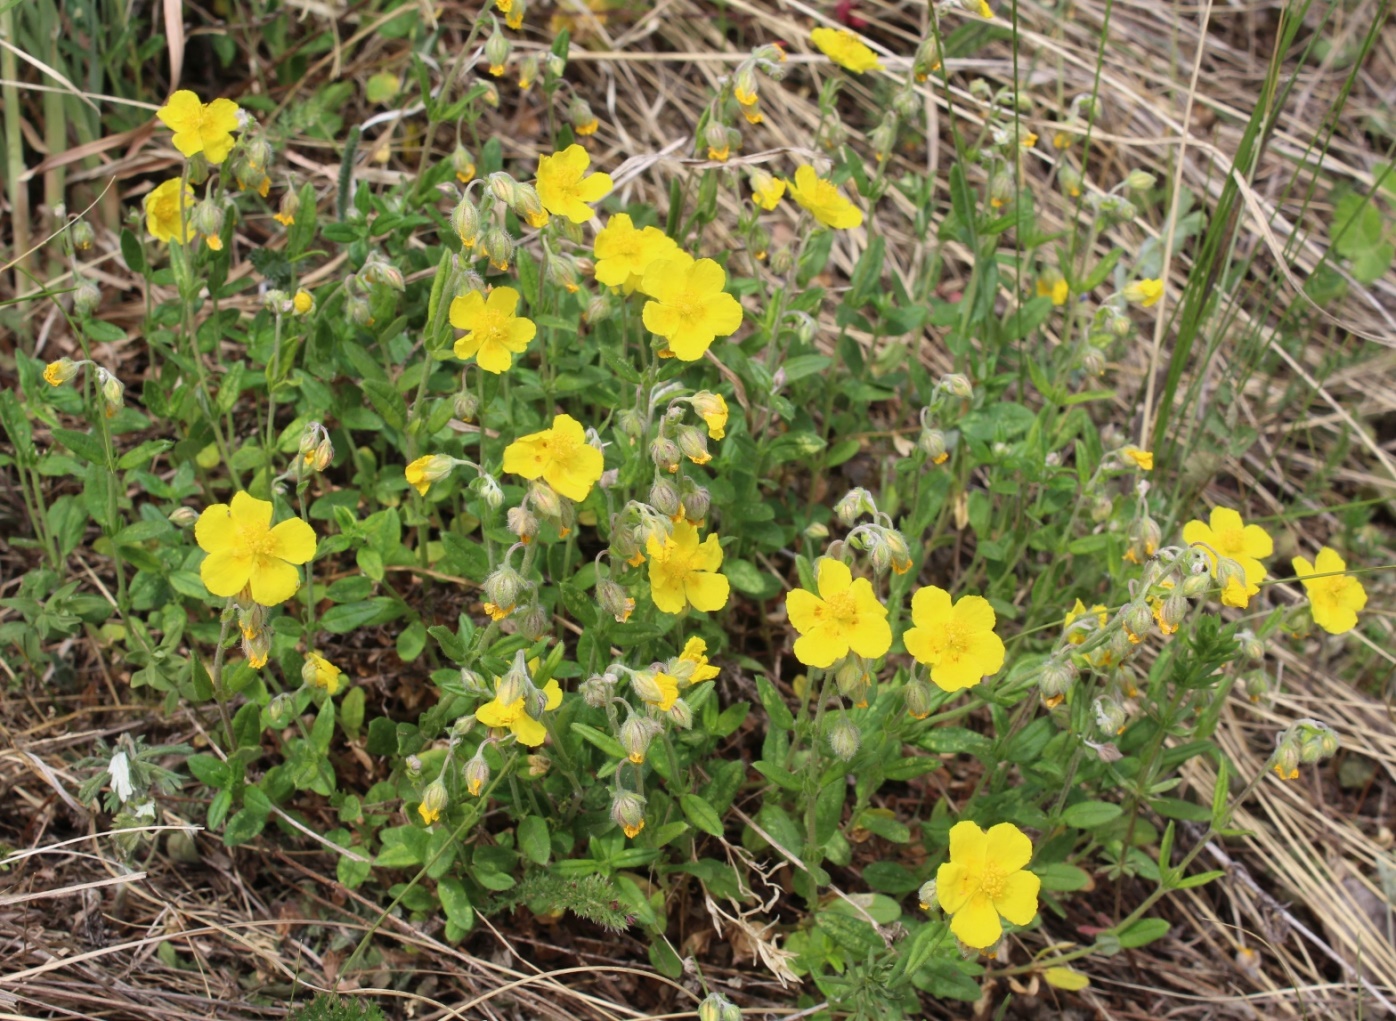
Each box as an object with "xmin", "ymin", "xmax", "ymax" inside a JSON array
[{"xmin": 4, "ymin": 2, "xmax": 1383, "ymax": 1017}]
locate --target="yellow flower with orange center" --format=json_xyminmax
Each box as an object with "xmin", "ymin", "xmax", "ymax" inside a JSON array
[
  {"xmin": 502, "ymin": 413, "xmax": 604, "ymax": 503},
  {"xmin": 1293, "ymin": 547, "xmax": 1367, "ymax": 634},
  {"xmin": 936, "ymin": 821, "xmax": 1040, "ymax": 949},
  {"xmin": 787, "ymin": 166, "xmax": 863, "ymax": 229},
  {"xmin": 903, "ymin": 586, "xmax": 1005, "ymax": 692},
  {"xmin": 785, "ymin": 558, "xmax": 891, "ymax": 668},
  {"xmin": 535, "ymin": 144, "xmax": 613, "ymax": 224},
  {"xmin": 450, "ymin": 286, "xmax": 536, "ymax": 373},
  {"xmin": 640, "ymin": 253, "xmax": 745, "ymax": 361},
  {"xmin": 195, "ymin": 492, "xmax": 317, "ymax": 606},
  {"xmin": 645, "ymin": 521, "xmax": 730, "ymax": 615},
  {"xmin": 1182, "ymin": 507, "xmax": 1273, "ymax": 608}
]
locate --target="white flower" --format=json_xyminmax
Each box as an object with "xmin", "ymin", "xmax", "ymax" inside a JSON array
[{"xmin": 108, "ymin": 751, "xmax": 133, "ymax": 803}]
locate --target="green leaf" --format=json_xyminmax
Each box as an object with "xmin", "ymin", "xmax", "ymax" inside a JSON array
[
  {"xmin": 438, "ymin": 876, "xmax": 475, "ymax": 929},
  {"xmin": 120, "ymin": 228, "xmax": 146, "ymax": 274},
  {"xmin": 680, "ymin": 793, "xmax": 724, "ymax": 837},
  {"xmin": 341, "ymin": 686, "xmax": 366, "ymax": 737},
  {"xmin": 1175, "ymin": 869, "xmax": 1225, "ymax": 890},
  {"xmin": 517, "ymin": 816, "xmax": 551, "ymax": 865},
  {"xmin": 1061, "ymin": 800, "xmax": 1122, "ymax": 829},
  {"xmin": 321, "ymin": 599, "xmax": 390, "ymax": 634},
  {"xmin": 756, "ymin": 675, "xmax": 794, "ymax": 730},
  {"xmin": 222, "ymin": 806, "xmax": 267, "ymax": 846},
  {"xmin": 1117, "ymin": 916, "xmax": 1170, "ymax": 949},
  {"xmin": 571, "ymin": 722, "xmax": 628, "ymax": 760},
  {"xmin": 1035, "ymin": 862, "xmax": 1092, "ymax": 891},
  {"xmin": 723, "ymin": 558, "xmax": 779, "ymax": 599},
  {"xmin": 186, "ymin": 753, "xmax": 230, "ymax": 788}
]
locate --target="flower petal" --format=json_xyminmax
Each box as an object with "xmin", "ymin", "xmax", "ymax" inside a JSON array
[
  {"xmin": 1209, "ymin": 506, "xmax": 1244, "ymax": 535},
  {"xmin": 685, "ymin": 570, "xmax": 730, "ymax": 613},
  {"xmin": 1240, "ymin": 524, "xmax": 1273, "ymax": 559},
  {"xmin": 229, "ymin": 491, "xmax": 273, "ymax": 533},
  {"xmin": 267, "ymin": 517, "xmax": 317, "ymax": 564},
  {"xmin": 815, "ymin": 557, "xmax": 852, "ymax": 599},
  {"xmin": 950, "ymin": 895, "xmax": 1002, "ymax": 949},
  {"xmin": 993, "ymin": 870, "xmax": 1041, "ymax": 926},
  {"xmin": 847, "ymin": 612, "xmax": 891, "ymax": 660},
  {"xmin": 948, "ymin": 820, "xmax": 987, "ymax": 864},
  {"xmin": 512, "ymin": 712, "xmax": 548, "ymax": 747},
  {"xmin": 200, "ymin": 549, "xmax": 252, "ymax": 597},
  {"xmin": 952, "ymin": 594, "xmax": 996, "ymax": 633},
  {"xmin": 195, "ymin": 502, "xmax": 236, "ymax": 553},
  {"xmin": 910, "ymin": 586, "xmax": 953, "ymax": 629},
  {"xmin": 985, "ymin": 823, "xmax": 1033, "ymax": 872},
  {"xmin": 793, "ymin": 629, "xmax": 845, "ymax": 668},
  {"xmin": 786, "ymin": 589, "xmax": 823, "ymax": 634},
  {"xmin": 249, "ymin": 556, "xmax": 301, "ymax": 606},
  {"xmin": 935, "ymin": 861, "xmax": 970, "ymax": 913},
  {"xmin": 476, "ymin": 696, "xmax": 517, "ymax": 729},
  {"xmin": 450, "ymin": 291, "xmax": 484, "ymax": 330}
]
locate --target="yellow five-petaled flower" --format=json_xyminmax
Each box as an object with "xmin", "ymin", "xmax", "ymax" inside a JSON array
[
  {"xmin": 196, "ymin": 491, "xmax": 317, "ymax": 606},
  {"xmin": 645, "ymin": 520, "xmax": 731, "ymax": 615},
  {"xmin": 1182, "ymin": 506, "xmax": 1273, "ymax": 609},
  {"xmin": 156, "ymin": 89, "xmax": 241, "ymax": 164},
  {"xmin": 593, "ymin": 213, "xmax": 679, "ymax": 291},
  {"xmin": 936, "ymin": 821, "xmax": 1040, "ymax": 949},
  {"xmin": 640, "ymin": 253, "xmax": 745, "ymax": 361},
  {"xmin": 476, "ymin": 673, "xmax": 563, "ymax": 746},
  {"xmin": 502, "ymin": 413, "xmax": 605, "ymax": 503},
  {"xmin": 451, "ymin": 285, "xmax": 536, "ymax": 373},
  {"xmin": 785, "ymin": 557, "xmax": 891, "ymax": 668},
  {"xmin": 144, "ymin": 178, "xmax": 195, "ymax": 244},
  {"xmin": 903, "ymin": 586, "xmax": 1006, "ymax": 692},
  {"xmin": 1292, "ymin": 547, "xmax": 1367, "ymax": 634},
  {"xmin": 535, "ymin": 144, "xmax": 613, "ymax": 224},
  {"xmin": 787, "ymin": 166, "xmax": 864, "ymax": 230},
  {"xmin": 810, "ymin": 27, "xmax": 882, "ymax": 74}
]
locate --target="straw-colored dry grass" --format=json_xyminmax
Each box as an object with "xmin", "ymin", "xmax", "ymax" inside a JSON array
[{"xmin": 3, "ymin": 0, "xmax": 1395, "ymax": 1017}]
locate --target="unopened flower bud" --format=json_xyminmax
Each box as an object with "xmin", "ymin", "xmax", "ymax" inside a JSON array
[
  {"xmin": 667, "ymin": 697, "xmax": 694, "ymax": 729},
  {"xmin": 649, "ymin": 477, "xmax": 682, "ymax": 518},
  {"xmin": 450, "ymin": 145, "xmax": 476, "ymax": 184},
  {"xmin": 73, "ymin": 279, "xmax": 101, "ymax": 315},
  {"xmin": 905, "ymin": 676, "xmax": 934, "ymax": 719},
  {"xmin": 168, "ymin": 506, "xmax": 199, "ymax": 528},
  {"xmin": 1270, "ymin": 730, "xmax": 1301, "ymax": 780},
  {"xmin": 704, "ymin": 120, "xmax": 731, "ymax": 161},
  {"xmin": 1125, "ymin": 169, "xmax": 1156, "ymax": 192},
  {"xmin": 517, "ymin": 54, "xmax": 539, "ymax": 89},
  {"xmin": 679, "ymin": 482, "xmax": 710, "ymax": 523},
  {"xmin": 868, "ymin": 115, "xmax": 897, "ymax": 163},
  {"xmin": 483, "ymin": 564, "xmax": 524, "ymax": 617},
  {"xmin": 507, "ymin": 504, "xmax": 539, "ymax": 543},
  {"xmin": 1038, "ymin": 657, "xmax": 1076, "ymax": 707},
  {"xmin": 919, "ymin": 426, "xmax": 949, "ymax": 464},
  {"xmin": 610, "ymin": 789, "xmax": 647, "ymax": 838},
  {"xmin": 620, "ymin": 715, "xmax": 660, "ymax": 764},
  {"xmin": 1236, "ymin": 629, "xmax": 1265, "ymax": 662},
  {"xmin": 827, "ymin": 716, "xmax": 861, "ymax": 760},
  {"xmin": 598, "ymin": 577, "xmax": 635, "ymax": 623},
  {"xmin": 527, "ymin": 753, "xmax": 550, "ymax": 777},
  {"xmin": 451, "ymin": 197, "xmax": 481, "ymax": 247},
  {"xmin": 583, "ymin": 293, "xmax": 613, "ymax": 325},
  {"xmin": 404, "ymin": 754, "xmax": 423, "ymax": 783},
  {"xmin": 484, "ymin": 22, "xmax": 511, "ymax": 76},
  {"xmin": 1060, "ymin": 166, "xmax": 1083, "ymax": 199},
  {"xmin": 567, "ymin": 96, "xmax": 599, "ymax": 135},
  {"xmin": 454, "ymin": 389, "xmax": 480, "ymax": 421},
  {"xmin": 477, "ymin": 473, "xmax": 503, "ymax": 509},
  {"xmin": 42, "ymin": 356, "xmax": 81, "ymax": 387},
  {"xmin": 96, "ymin": 368, "xmax": 124, "ymax": 417},
  {"xmin": 265, "ymin": 692, "xmax": 297, "ymax": 728},
  {"xmin": 480, "ymin": 227, "xmax": 515, "ymax": 271},
  {"xmin": 698, "ymin": 993, "xmax": 739, "ymax": 1021},
  {"xmin": 70, "ymin": 219, "xmax": 95, "ymax": 251},
  {"xmin": 1214, "ymin": 556, "xmax": 1246, "ymax": 595},
  {"xmin": 1243, "ymin": 670, "xmax": 1270, "ymax": 703},
  {"xmin": 546, "ymin": 51, "xmax": 566, "ymax": 77},
  {"xmin": 580, "ymin": 673, "xmax": 613, "ymax": 708},
  {"xmin": 629, "ymin": 669, "xmax": 664, "ymax": 706},
  {"xmin": 804, "ymin": 521, "xmax": 830, "ymax": 540},
  {"xmin": 529, "ymin": 480, "xmax": 563, "ymax": 521},
  {"xmin": 514, "ymin": 183, "xmax": 549, "ymax": 229},
  {"xmin": 917, "ymin": 880, "xmax": 938, "ymax": 911},
  {"xmin": 649, "ymin": 436, "xmax": 681, "ymax": 474},
  {"xmin": 834, "ymin": 487, "xmax": 877, "ymax": 526},
  {"xmin": 1122, "ymin": 602, "xmax": 1153, "ymax": 643},
  {"xmin": 676, "ymin": 426, "xmax": 711, "ymax": 466},
  {"xmin": 1093, "ymin": 696, "xmax": 1127, "ymax": 735},
  {"xmin": 347, "ymin": 293, "xmax": 372, "ymax": 326},
  {"xmin": 518, "ymin": 602, "xmax": 549, "ymax": 640}
]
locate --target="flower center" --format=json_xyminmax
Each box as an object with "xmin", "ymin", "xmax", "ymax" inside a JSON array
[
  {"xmin": 669, "ymin": 290, "xmax": 708, "ymax": 325},
  {"xmin": 977, "ymin": 863, "xmax": 1007, "ymax": 900},
  {"xmin": 234, "ymin": 526, "xmax": 277, "ymax": 562},
  {"xmin": 941, "ymin": 621, "xmax": 969, "ymax": 659},
  {"xmin": 822, "ymin": 589, "xmax": 859, "ymax": 629},
  {"xmin": 1215, "ymin": 527, "xmax": 1245, "ymax": 557},
  {"xmin": 475, "ymin": 308, "xmax": 510, "ymax": 347}
]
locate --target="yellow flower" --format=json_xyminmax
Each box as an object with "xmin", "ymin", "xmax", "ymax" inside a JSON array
[
  {"xmin": 156, "ymin": 90, "xmax": 240, "ymax": 164},
  {"xmin": 1036, "ymin": 274, "xmax": 1068, "ymax": 306},
  {"xmin": 450, "ymin": 285, "xmax": 536, "ymax": 373},
  {"xmin": 1121, "ymin": 446, "xmax": 1153, "ymax": 470},
  {"xmin": 44, "ymin": 358, "xmax": 80, "ymax": 387},
  {"xmin": 405, "ymin": 454, "xmax": 456, "ymax": 496},
  {"xmin": 707, "ymin": 144, "xmax": 731, "ymax": 162},
  {"xmin": 502, "ymin": 413, "xmax": 605, "ymax": 503},
  {"xmin": 750, "ymin": 170, "xmax": 786, "ymax": 211},
  {"xmin": 1123, "ymin": 278, "xmax": 1164, "ymax": 307},
  {"xmin": 976, "ymin": 0, "xmax": 994, "ymax": 16},
  {"xmin": 476, "ymin": 674, "xmax": 563, "ymax": 747},
  {"xmin": 1293, "ymin": 547, "xmax": 1367, "ymax": 634},
  {"xmin": 419, "ymin": 779, "xmax": 448, "ymax": 825},
  {"xmin": 936, "ymin": 821, "xmax": 1040, "ymax": 949},
  {"xmin": 484, "ymin": 601, "xmax": 513, "ymax": 621},
  {"xmin": 304, "ymin": 653, "xmax": 343, "ymax": 695},
  {"xmin": 638, "ymin": 670, "xmax": 681, "ymax": 712},
  {"xmin": 903, "ymin": 586, "xmax": 1005, "ymax": 692},
  {"xmin": 292, "ymin": 290, "xmax": 314, "ymax": 315},
  {"xmin": 593, "ymin": 213, "xmax": 679, "ymax": 291},
  {"xmin": 785, "ymin": 557, "xmax": 891, "ymax": 668},
  {"xmin": 689, "ymin": 391, "xmax": 728, "ymax": 439},
  {"xmin": 1182, "ymin": 507, "xmax": 1273, "ymax": 608},
  {"xmin": 677, "ymin": 636, "xmax": 720, "ymax": 685},
  {"xmin": 810, "ymin": 27, "xmax": 881, "ymax": 74},
  {"xmin": 575, "ymin": 117, "xmax": 600, "ymax": 136},
  {"xmin": 196, "ymin": 491, "xmax": 317, "ymax": 606},
  {"xmin": 1063, "ymin": 599, "xmax": 1107, "ymax": 645},
  {"xmin": 144, "ymin": 178, "xmax": 195, "ymax": 244},
  {"xmin": 535, "ymin": 144, "xmax": 612, "ymax": 224},
  {"xmin": 640, "ymin": 253, "xmax": 745, "ymax": 361},
  {"xmin": 645, "ymin": 520, "xmax": 730, "ymax": 615},
  {"xmin": 787, "ymin": 165, "xmax": 863, "ymax": 230}
]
